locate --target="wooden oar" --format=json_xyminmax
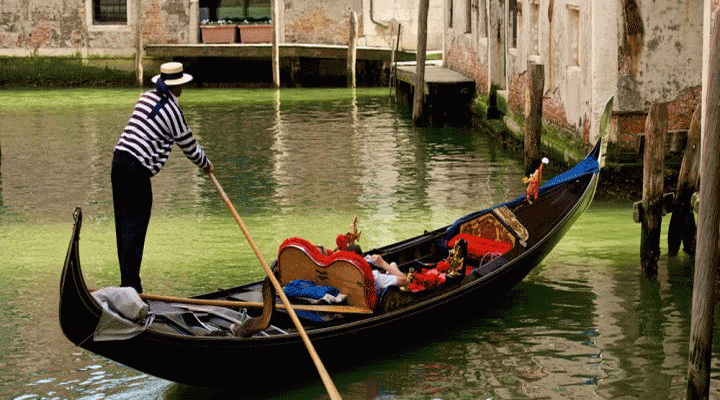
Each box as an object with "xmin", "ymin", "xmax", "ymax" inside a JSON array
[
  {"xmin": 138, "ymin": 292, "xmax": 373, "ymax": 314},
  {"xmin": 208, "ymin": 172, "xmax": 342, "ymax": 400}
]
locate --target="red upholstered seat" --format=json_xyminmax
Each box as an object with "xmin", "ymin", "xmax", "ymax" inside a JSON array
[
  {"xmin": 448, "ymin": 233, "xmax": 513, "ymax": 259},
  {"xmin": 277, "ymin": 237, "xmax": 377, "ymax": 310}
]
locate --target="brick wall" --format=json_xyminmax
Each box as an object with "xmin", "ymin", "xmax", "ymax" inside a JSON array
[
  {"xmin": 0, "ymin": 0, "xmax": 190, "ymax": 57},
  {"xmin": 143, "ymin": 1, "xmax": 190, "ymax": 45},
  {"xmin": 283, "ymin": 0, "xmax": 359, "ymax": 45},
  {"xmin": 508, "ymin": 69, "xmax": 572, "ymax": 133},
  {"xmin": 443, "ymin": 0, "xmax": 704, "ymax": 150},
  {"xmin": 284, "ymin": 7, "xmax": 351, "ymax": 45},
  {"xmin": 444, "ymin": 37, "xmax": 487, "ymax": 95},
  {"xmin": 614, "ymin": 86, "xmax": 700, "ymax": 151}
]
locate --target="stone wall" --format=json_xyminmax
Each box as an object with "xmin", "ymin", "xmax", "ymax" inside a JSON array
[
  {"xmin": 0, "ymin": 0, "xmax": 445, "ymax": 62},
  {"xmin": 443, "ymin": 34, "xmax": 486, "ymax": 91},
  {"xmin": 0, "ymin": 0, "xmax": 191, "ymax": 63},
  {"xmin": 443, "ymin": 0, "xmax": 704, "ymax": 149},
  {"xmin": 284, "ymin": 0, "xmax": 358, "ymax": 45},
  {"xmin": 282, "ymin": 0, "xmax": 444, "ymax": 50}
]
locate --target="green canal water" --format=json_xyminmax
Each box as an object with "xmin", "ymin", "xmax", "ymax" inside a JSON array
[{"xmin": 0, "ymin": 88, "xmax": 717, "ymax": 399}]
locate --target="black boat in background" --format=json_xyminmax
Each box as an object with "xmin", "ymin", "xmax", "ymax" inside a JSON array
[{"xmin": 60, "ymin": 140, "xmax": 602, "ymax": 388}]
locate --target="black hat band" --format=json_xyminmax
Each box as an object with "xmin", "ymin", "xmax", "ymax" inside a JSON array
[{"xmin": 160, "ymin": 71, "xmax": 184, "ymax": 81}]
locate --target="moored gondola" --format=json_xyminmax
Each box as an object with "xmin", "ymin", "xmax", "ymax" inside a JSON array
[{"xmin": 60, "ymin": 140, "xmax": 602, "ymax": 387}]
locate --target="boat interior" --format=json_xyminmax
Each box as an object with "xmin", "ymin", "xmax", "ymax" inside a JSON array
[{"xmin": 91, "ymin": 171, "xmax": 592, "ymax": 340}]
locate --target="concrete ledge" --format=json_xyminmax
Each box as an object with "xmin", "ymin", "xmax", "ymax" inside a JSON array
[{"xmin": 145, "ymin": 43, "xmax": 417, "ymax": 61}]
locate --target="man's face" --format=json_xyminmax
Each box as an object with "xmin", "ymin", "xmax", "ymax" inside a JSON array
[{"xmin": 170, "ymin": 85, "xmax": 183, "ymax": 97}]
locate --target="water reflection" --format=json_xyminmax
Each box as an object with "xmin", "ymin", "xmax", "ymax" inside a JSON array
[
  {"xmin": 0, "ymin": 89, "xmax": 524, "ymax": 224},
  {"xmin": 1, "ymin": 89, "xmax": 716, "ymax": 399}
]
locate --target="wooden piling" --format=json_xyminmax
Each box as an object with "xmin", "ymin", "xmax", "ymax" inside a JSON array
[
  {"xmin": 390, "ymin": 23, "xmax": 401, "ymax": 97},
  {"xmin": 639, "ymin": 102, "xmax": 667, "ymax": 277},
  {"xmin": 134, "ymin": 0, "xmax": 143, "ymax": 86},
  {"xmin": 412, "ymin": 0, "xmax": 430, "ymax": 125},
  {"xmin": 271, "ymin": 0, "xmax": 280, "ymax": 88},
  {"xmin": 524, "ymin": 61, "xmax": 544, "ymax": 176},
  {"xmin": 189, "ymin": 0, "xmax": 199, "ymax": 44},
  {"xmin": 347, "ymin": 11, "xmax": 358, "ymax": 88},
  {"xmin": 668, "ymin": 104, "xmax": 701, "ymax": 255},
  {"xmin": 686, "ymin": 8, "xmax": 720, "ymax": 399}
]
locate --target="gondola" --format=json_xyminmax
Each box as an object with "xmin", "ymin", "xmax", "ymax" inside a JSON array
[{"xmin": 60, "ymin": 140, "xmax": 602, "ymax": 388}]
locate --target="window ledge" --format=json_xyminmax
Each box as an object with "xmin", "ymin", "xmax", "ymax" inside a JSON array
[{"xmin": 88, "ymin": 24, "xmax": 132, "ymax": 33}]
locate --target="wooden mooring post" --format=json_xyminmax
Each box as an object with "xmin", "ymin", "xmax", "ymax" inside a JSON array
[
  {"xmin": 347, "ymin": 11, "xmax": 358, "ymax": 88},
  {"xmin": 668, "ymin": 104, "xmax": 701, "ymax": 255},
  {"xmin": 271, "ymin": 0, "xmax": 280, "ymax": 88},
  {"xmin": 524, "ymin": 61, "xmax": 544, "ymax": 176},
  {"xmin": 686, "ymin": 7, "xmax": 720, "ymax": 399},
  {"xmin": 134, "ymin": 0, "xmax": 143, "ymax": 86},
  {"xmin": 633, "ymin": 102, "xmax": 667, "ymax": 277},
  {"xmin": 412, "ymin": 0, "xmax": 430, "ymax": 125}
]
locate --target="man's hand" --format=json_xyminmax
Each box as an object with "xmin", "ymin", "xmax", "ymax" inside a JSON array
[{"xmin": 204, "ymin": 160, "xmax": 214, "ymax": 174}]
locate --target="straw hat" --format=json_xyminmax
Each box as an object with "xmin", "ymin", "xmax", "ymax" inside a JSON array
[{"xmin": 151, "ymin": 62, "xmax": 193, "ymax": 86}]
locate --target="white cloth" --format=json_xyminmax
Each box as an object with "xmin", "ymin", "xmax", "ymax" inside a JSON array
[
  {"xmin": 373, "ymin": 269, "xmax": 399, "ymax": 289},
  {"xmin": 91, "ymin": 287, "xmax": 150, "ymax": 341}
]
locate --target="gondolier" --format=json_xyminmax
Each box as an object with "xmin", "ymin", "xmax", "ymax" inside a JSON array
[{"xmin": 112, "ymin": 62, "xmax": 214, "ymax": 293}]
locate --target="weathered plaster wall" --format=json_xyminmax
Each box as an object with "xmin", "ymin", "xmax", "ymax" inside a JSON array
[
  {"xmin": 444, "ymin": 0, "xmax": 491, "ymax": 92},
  {"xmin": 0, "ymin": 0, "xmax": 444, "ymax": 70},
  {"xmin": 590, "ymin": 0, "xmax": 619, "ymax": 145},
  {"xmin": 614, "ymin": 0, "xmax": 703, "ymax": 149},
  {"xmin": 444, "ymin": 0, "xmax": 703, "ymax": 147},
  {"xmin": 445, "ymin": 33, "xmax": 487, "ymax": 93},
  {"xmin": 0, "ymin": 0, "xmax": 192, "ymax": 59},
  {"xmin": 503, "ymin": 0, "xmax": 596, "ymax": 141},
  {"xmin": 143, "ymin": 0, "xmax": 193, "ymax": 45},
  {"xmin": 361, "ymin": 0, "xmax": 444, "ymax": 50},
  {"xmin": 283, "ymin": 0, "xmax": 359, "ymax": 45},
  {"xmin": 281, "ymin": 0, "xmax": 443, "ymax": 50},
  {"xmin": 0, "ymin": 0, "xmax": 94, "ymax": 55},
  {"xmin": 619, "ymin": 0, "xmax": 702, "ymax": 111}
]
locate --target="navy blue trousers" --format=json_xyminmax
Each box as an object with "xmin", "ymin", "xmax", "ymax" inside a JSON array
[{"xmin": 111, "ymin": 150, "xmax": 152, "ymax": 293}]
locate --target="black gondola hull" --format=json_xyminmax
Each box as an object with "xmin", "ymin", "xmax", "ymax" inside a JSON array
[{"xmin": 60, "ymin": 143, "xmax": 601, "ymax": 387}]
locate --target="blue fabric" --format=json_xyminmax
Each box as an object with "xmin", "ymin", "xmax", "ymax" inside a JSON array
[
  {"xmin": 148, "ymin": 78, "xmax": 171, "ymax": 120},
  {"xmin": 295, "ymin": 310, "xmax": 330, "ymax": 322},
  {"xmin": 283, "ymin": 279, "xmax": 339, "ymax": 299},
  {"xmin": 540, "ymin": 156, "xmax": 599, "ymax": 190},
  {"xmin": 443, "ymin": 151, "xmax": 599, "ymax": 242}
]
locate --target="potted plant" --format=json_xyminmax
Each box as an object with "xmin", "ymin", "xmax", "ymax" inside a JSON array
[
  {"xmin": 238, "ymin": 19, "xmax": 272, "ymax": 44},
  {"xmin": 200, "ymin": 20, "xmax": 238, "ymax": 44}
]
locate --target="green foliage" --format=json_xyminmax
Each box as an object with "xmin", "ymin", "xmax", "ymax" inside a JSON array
[{"xmin": 0, "ymin": 57, "xmax": 136, "ymax": 87}]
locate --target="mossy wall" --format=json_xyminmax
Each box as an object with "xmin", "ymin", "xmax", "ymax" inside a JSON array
[{"xmin": 0, "ymin": 57, "xmax": 136, "ymax": 87}]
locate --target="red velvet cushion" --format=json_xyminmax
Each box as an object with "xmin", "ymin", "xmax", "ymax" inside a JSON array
[{"xmin": 448, "ymin": 233, "xmax": 513, "ymax": 258}]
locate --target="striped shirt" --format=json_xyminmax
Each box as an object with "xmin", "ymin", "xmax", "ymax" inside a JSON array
[{"xmin": 114, "ymin": 90, "xmax": 209, "ymax": 176}]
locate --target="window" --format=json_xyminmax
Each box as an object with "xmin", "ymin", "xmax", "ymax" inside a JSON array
[
  {"xmin": 200, "ymin": 0, "xmax": 271, "ymax": 24},
  {"xmin": 448, "ymin": 0, "xmax": 454, "ymax": 29},
  {"xmin": 93, "ymin": 0, "xmax": 127, "ymax": 25},
  {"xmin": 567, "ymin": 5, "xmax": 580, "ymax": 66}
]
